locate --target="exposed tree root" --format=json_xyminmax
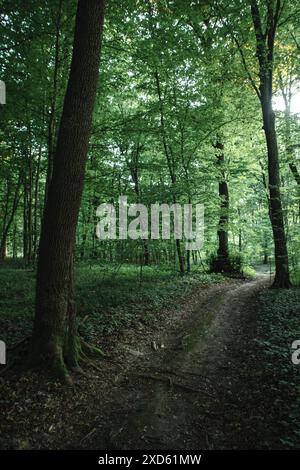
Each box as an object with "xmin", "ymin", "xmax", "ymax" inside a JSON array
[
  {"xmin": 271, "ymin": 278, "xmax": 291, "ymax": 289},
  {"xmin": 132, "ymin": 372, "xmax": 215, "ymax": 398},
  {"xmin": 2, "ymin": 334, "xmax": 105, "ymax": 385},
  {"xmin": 56, "ymin": 336, "xmax": 105, "ymax": 384},
  {"xmin": 80, "ymin": 338, "xmax": 106, "ymax": 359}
]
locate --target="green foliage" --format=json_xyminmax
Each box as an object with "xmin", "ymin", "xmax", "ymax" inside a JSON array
[
  {"xmin": 290, "ymin": 267, "xmax": 300, "ymax": 287},
  {"xmin": 0, "ymin": 265, "xmax": 35, "ymax": 344},
  {"xmin": 208, "ymin": 252, "xmax": 250, "ymax": 276},
  {"xmin": 0, "ymin": 0, "xmax": 299, "ymax": 274},
  {"xmin": 0, "ymin": 262, "xmax": 223, "ymax": 346},
  {"xmin": 256, "ymin": 288, "xmax": 300, "ymax": 448},
  {"xmin": 76, "ymin": 263, "xmax": 223, "ymax": 339}
]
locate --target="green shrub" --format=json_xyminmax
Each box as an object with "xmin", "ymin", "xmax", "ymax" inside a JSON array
[{"xmin": 208, "ymin": 252, "xmax": 245, "ymax": 275}]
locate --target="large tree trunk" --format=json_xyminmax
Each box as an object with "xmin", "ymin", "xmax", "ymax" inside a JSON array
[
  {"xmin": 261, "ymin": 99, "xmax": 290, "ymax": 287},
  {"xmin": 250, "ymin": 0, "xmax": 290, "ymax": 288},
  {"xmin": 30, "ymin": 0, "xmax": 105, "ymax": 381}
]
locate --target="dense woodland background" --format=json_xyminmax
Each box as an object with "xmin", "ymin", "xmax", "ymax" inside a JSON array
[
  {"xmin": 1, "ymin": 0, "xmax": 300, "ymax": 451},
  {"xmin": 0, "ymin": 0, "xmax": 299, "ymax": 277}
]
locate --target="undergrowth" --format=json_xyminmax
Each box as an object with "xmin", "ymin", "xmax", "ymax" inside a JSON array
[
  {"xmin": 0, "ymin": 262, "xmax": 224, "ymax": 347},
  {"xmin": 256, "ymin": 287, "xmax": 300, "ymax": 448}
]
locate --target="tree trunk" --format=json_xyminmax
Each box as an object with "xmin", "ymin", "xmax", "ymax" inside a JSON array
[
  {"xmin": 32, "ymin": 145, "xmax": 42, "ymax": 260},
  {"xmin": 0, "ymin": 174, "xmax": 22, "ymax": 261},
  {"xmin": 261, "ymin": 99, "xmax": 290, "ymax": 287},
  {"xmin": 176, "ymin": 238, "xmax": 185, "ymax": 274},
  {"xmin": 126, "ymin": 140, "xmax": 150, "ymax": 266},
  {"xmin": 12, "ymin": 223, "xmax": 17, "ymax": 259},
  {"xmin": 263, "ymin": 231, "xmax": 269, "ymax": 264},
  {"xmin": 186, "ymin": 249, "xmax": 191, "ymax": 273},
  {"xmin": 44, "ymin": 0, "xmax": 63, "ymax": 205},
  {"xmin": 250, "ymin": 0, "xmax": 290, "ymax": 288},
  {"xmin": 214, "ymin": 142, "xmax": 230, "ymax": 272},
  {"xmin": 289, "ymin": 163, "xmax": 300, "ymax": 219},
  {"xmin": 30, "ymin": 0, "xmax": 106, "ymax": 380},
  {"xmin": 153, "ymin": 69, "xmax": 184, "ymax": 274},
  {"xmin": 0, "ymin": 239, "xmax": 6, "ymax": 260}
]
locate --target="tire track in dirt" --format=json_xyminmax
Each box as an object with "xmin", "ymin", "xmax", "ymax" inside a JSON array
[{"xmin": 94, "ymin": 274, "xmax": 272, "ymax": 450}]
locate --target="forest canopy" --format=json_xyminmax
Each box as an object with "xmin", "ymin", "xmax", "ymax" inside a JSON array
[
  {"xmin": 0, "ymin": 0, "xmax": 300, "ymax": 453},
  {"xmin": 0, "ymin": 0, "xmax": 299, "ymax": 280}
]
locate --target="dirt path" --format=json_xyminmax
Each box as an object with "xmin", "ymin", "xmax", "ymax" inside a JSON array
[
  {"xmin": 0, "ymin": 270, "xmax": 289, "ymax": 450},
  {"xmin": 86, "ymin": 273, "xmax": 275, "ymax": 450}
]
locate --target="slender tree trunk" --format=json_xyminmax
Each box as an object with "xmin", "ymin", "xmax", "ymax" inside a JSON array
[
  {"xmin": 186, "ymin": 249, "xmax": 191, "ymax": 273},
  {"xmin": 30, "ymin": 0, "xmax": 106, "ymax": 380},
  {"xmin": 44, "ymin": 0, "xmax": 63, "ymax": 205},
  {"xmin": 238, "ymin": 230, "xmax": 242, "ymax": 252},
  {"xmin": 217, "ymin": 179, "xmax": 229, "ymax": 263},
  {"xmin": 126, "ymin": 141, "xmax": 150, "ymax": 266},
  {"xmin": 0, "ymin": 180, "xmax": 11, "ymax": 260},
  {"xmin": 23, "ymin": 178, "xmax": 28, "ymax": 261},
  {"xmin": 289, "ymin": 163, "xmax": 300, "ymax": 219},
  {"xmin": 12, "ymin": 223, "xmax": 18, "ymax": 259},
  {"xmin": 185, "ymin": 197, "xmax": 192, "ymax": 273},
  {"xmin": 263, "ymin": 230, "xmax": 269, "ymax": 264},
  {"xmin": 33, "ymin": 145, "xmax": 42, "ymax": 260},
  {"xmin": 214, "ymin": 142, "xmax": 230, "ymax": 272},
  {"xmin": 237, "ymin": 208, "xmax": 242, "ymax": 253},
  {"xmin": 154, "ymin": 70, "xmax": 184, "ymax": 274},
  {"xmin": 27, "ymin": 146, "xmax": 33, "ymax": 262},
  {"xmin": 0, "ymin": 239, "xmax": 6, "ymax": 260},
  {"xmin": 0, "ymin": 175, "xmax": 22, "ymax": 260}
]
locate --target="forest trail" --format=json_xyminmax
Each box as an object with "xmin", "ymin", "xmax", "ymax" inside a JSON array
[{"xmin": 89, "ymin": 272, "xmax": 275, "ymax": 450}]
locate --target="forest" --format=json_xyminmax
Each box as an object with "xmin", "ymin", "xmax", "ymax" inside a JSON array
[{"xmin": 0, "ymin": 0, "xmax": 300, "ymax": 453}]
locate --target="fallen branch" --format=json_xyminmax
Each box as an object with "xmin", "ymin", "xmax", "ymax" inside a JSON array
[
  {"xmin": 8, "ymin": 337, "xmax": 30, "ymax": 351},
  {"xmin": 80, "ymin": 427, "xmax": 97, "ymax": 445}
]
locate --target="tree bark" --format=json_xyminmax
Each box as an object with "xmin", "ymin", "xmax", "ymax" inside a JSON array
[
  {"xmin": 214, "ymin": 141, "xmax": 230, "ymax": 272},
  {"xmin": 126, "ymin": 139, "xmax": 150, "ymax": 266},
  {"xmin": 250, "ymin": 0, "xmax": 290, "ymax": 288},
  {"xmin": 30, "ymin": 0, "xmax": 106, "ymax": 380},
  {"xmin": 261, "ymin": 100, "xmax": 290, "ymax": 287},
  {"xmin": 0, "ymin": 174, "xmax": 22, "ymax": 261},
  {"xmin": 154, "ymin": 70, "xmax": 185, "ymax": 274}
]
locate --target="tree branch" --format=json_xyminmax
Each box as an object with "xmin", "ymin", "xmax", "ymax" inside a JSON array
[{"xmin": 232, "ymin": 35, "xmax": 261, "ymax": 99}]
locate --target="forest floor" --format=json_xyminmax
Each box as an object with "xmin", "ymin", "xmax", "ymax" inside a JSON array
[{"xmin": 1, "ymin": 265, "xmax": 300, "ymax": 450}]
